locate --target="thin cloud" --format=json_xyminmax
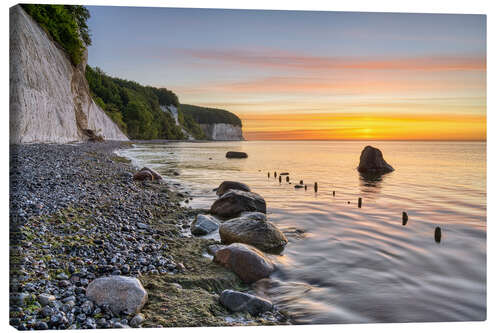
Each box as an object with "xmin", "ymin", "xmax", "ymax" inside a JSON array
[{"xmin": 177, "ymin": 48, "xmax": 485, "ymax": 72}]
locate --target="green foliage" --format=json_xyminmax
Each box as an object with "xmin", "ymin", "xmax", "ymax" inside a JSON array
[
  {"xmin": 21, "ymin": 4, "xmax": 91, "ymax": 65},
  {"xmin": 178, "ymin": 112, "xmax": 207, "ymax": 140},
  {"xmin": 85, "ymin": 65, "xmax": 187, "ymax": 140},
  {"xmin": 181, "ymin": 104, "xmax": 242, "ymax": 127}
]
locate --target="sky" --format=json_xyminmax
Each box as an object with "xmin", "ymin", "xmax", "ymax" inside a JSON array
[{"xmin": 87, "ymin": 6, "xmax": 486, "ymax": 140}]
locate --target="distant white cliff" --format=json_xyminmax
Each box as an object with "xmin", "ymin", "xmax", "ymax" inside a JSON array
[
  {"xmin": 199, "ymin": 123, "xmax": 244, "ymax": 141},
  {"xmin": 9, "ymin": 5, "xmax": 128, "ymax": 144}
]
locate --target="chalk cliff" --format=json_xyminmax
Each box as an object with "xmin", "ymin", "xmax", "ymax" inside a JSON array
[
  {"xmin": 199, "ymin": 123, "xmax": 244, "ymax": 141},
  {"xmin": 9, "ymin": 5, "xmax": 128, "ymax": 144}
]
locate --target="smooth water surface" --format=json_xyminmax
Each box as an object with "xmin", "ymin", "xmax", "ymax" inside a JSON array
[{"xmin": 120, "ymin": 141, "xmax": 486, "ymax": 324}]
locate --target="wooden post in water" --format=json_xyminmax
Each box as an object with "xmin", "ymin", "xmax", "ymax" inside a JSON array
[
  {"xmin": 314, "ymin": 182, "xmax": 318, "ymax": 193},
  {"xmin": 358, "ymin": 197, "xmax": 362, "ymax": 208},
  {"xmin": 434, "ymin": 227, "xmax": 442, "ymax": 243},
  {"xmin": 267, "ymin": 172, "xmax": 270, "ymax": 178},
  {"xmin": 274, "ymin": 171, "xmax": 277, "ymax": 178},
  {"xmin": 279, "ymin": 176, "xmax": 282, "ymax": 183},
  {"xmin": 286, "ymin": 176, "xmax": 290, "ymax": 182},
  {"xmin": 402, "ymin": 212, "xmax": 408, "ymax": 226},
  {"xmin": 333, "ymin": 191, "xmax": 335, "ymax": 197},
  {"xmin": 305, "ymin": 185, "xmax": 307, "ymax": 191}
]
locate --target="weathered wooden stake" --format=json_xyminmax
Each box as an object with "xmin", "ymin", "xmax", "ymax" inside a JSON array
[
  {"xmin": 279, "ymin": 176, "xmax": 282, "ymax": 183},
  {"xmin": 286, "ymin": 176, "xmax": 290, "ymax": 182},
  {"xmin": 332, "ymin": 191, "xmax": 335, "ymax": 196},
  {"xmin": 305, "ymin": 185, "xmax": 307, "ymax": 191},
  {"xmin": 402, "ymin": 211, "xmax": 408, "ymax": 225},
  {"xmin": 268, "ymin": 172, "xmax": 270, "ymax": 178},
  {"xmin": 314, "ymin": 182, "xmax": 318, "ymax": 193},
  {"xmin": 434, "ymin": 227, "xmax": 442, "ymax": 243},
  {"xmin": 274, "ymin": 171, "xmax": 277, "ymax": 178},
  {"xmin": 358, "ymin": 197, "xmax": 362, "ymax": 208}
]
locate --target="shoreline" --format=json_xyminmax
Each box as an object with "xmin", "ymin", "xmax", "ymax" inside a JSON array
[{"xmin": 9, "ymin": 141, "xmax": 287, "ymax": 329}]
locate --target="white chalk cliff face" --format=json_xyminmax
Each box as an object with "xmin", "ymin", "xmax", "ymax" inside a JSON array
[
  {"xmin": 200, "ymin": 123, "xmax": 244, "ymax": 141},
  {"xmin": 9, "ymin": 6, "xmax": 128, "ymax": 144},
  {"xmin": 160, "ymin": 105, "xmax": 194, "ymax": 140}
]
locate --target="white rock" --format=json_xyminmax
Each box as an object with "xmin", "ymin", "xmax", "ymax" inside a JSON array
[
  {"xmin": 9, "ymin": 5, "xmax": 128, "ymax": 144},
  {"xmin": 86, "ymin": 276, "xmax": 147, "ymax": 315},
  {"xmin": 199, "ymin": 123, "xmax": 243, "ymax": 141}
]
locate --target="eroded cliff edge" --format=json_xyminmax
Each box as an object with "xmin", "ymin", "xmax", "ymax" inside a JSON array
[{"xmin": 9, "ymin": 5, "xmax": 128, "ymax": 144}]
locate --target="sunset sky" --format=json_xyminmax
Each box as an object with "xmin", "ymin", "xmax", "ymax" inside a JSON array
[{"xmin": 87, "ymin": 7, "xmax": 486, "ymax": 140}]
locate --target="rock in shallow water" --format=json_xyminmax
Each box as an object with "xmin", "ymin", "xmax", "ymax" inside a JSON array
[
  {"xmin": 216, "ymin": 181, "xmax": 251, "ymax": 196},
  {"xmin": 226, "ymin": 151, "xmax": 248, "ymax": 158},
  {"xmin": 219, "ymin": 290, "xmax": 273, "ymax": 316},
  {"xmin": 357, "ymin": 145, "xmax": 394, "ymax": 174},
  {"xmin": 210, "ymin": 190, "xmax": 266, "ymax": 218},
  {"xmin": 86, "ymin": 276, "xmax": 147, "ymax": 315},
  {"xmin": 213, "ymin": 243, "xmax": 274, "ymax": 283},
  {"xmin": 219, "ymin": 212, "xmax": 287, "ymax": 252},
  {"xmin": 190, "ymin": 214, "xmax": 220, "ymax": 236}
]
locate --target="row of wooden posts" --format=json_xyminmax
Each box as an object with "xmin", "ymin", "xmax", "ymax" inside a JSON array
[{"xmin": 267, "ymin": 170, "xmax": 442, "ymax": 243}]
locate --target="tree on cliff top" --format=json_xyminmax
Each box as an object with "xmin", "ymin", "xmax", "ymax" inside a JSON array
[{"xmin": 21, "ymin": 4, "xmax": 91, "ymax": 65}]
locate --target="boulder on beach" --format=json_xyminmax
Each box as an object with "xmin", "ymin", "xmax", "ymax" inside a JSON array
[
  {"xmin": 139, "ymin": 167, "xmax": 162, "ymax": 180},
  {"xmin": 216, "ymin": 181, "xmax": 251, "ymax": 196},
  {"xmin": 226, "ymin": 151, "xmax": 248, "ymax": 158},
  {"xmin": 219, "ymin": 289, "xmax": 273, "ymax": 315},
  {"xmin": 219, "ymin": 212, "xmax": 288, "ymax": 252},
  {"xmin": 190, "ymin": 214, "xmax": 220, "ymax": 236},
  {"xmin": 86, "ymin": 276, "xmax": 148, "ymax": 315},
  {"xmin": 133, "ymin": 170, "xmax": 153, "ymax": 181},
  {"xmin": 213, "ymin": 243, "xmax": 274, "ymax": 283},
  {"xmin": 210, "ymin": 190, "xmax": 266, "ymax": 219},
  {"xmin": 357, "ymin": 146, "xmax": 394, "ymax": 174}
]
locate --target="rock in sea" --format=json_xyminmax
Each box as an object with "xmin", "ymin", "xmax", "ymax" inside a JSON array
[
  {"xmin": 210, "ymin": 190, "xmax": 266, "ymax": 219},
  {"xmin": 219, "ymin": 212, "xmax": 288, "ymax": 252},
  {"xmin": 226, "ymin": 151, "xmax": 248, "ymax": 158},
  {"xmin": 219, "ymin": 290, "xmax": 273, "ymax": 316},
  {"xmin": 190, "ymin": 214, "xmax": 220, "ymax": 236},
  {"xmin": 86, "ymin": 276, "xmax": 148, "ymax": 315},
  {"xmin": 216, "ymin": 181, "xmax": 251, "ymax": 196},
  {"xmin": 357, "ymin": 145, "xmax": 394, "ymax": 174},
  {"xmin": 213, "ymin": 243, "xmax": 274, "ymax": 283}
]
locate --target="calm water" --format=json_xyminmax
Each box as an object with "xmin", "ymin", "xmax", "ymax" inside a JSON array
[{"xmin": 119, "ymin": 141, "xmax": 486, "ymax": 324}]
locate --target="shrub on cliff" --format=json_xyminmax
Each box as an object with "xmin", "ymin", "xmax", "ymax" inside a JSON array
[
  {"xmin": 85, "ymin": 66, "xmax": 188, "ymax": 140},
  {"xmin": 180, "ymin": 104, "xmax": 242, "ymax": 127},
  {"xmin": 21, "ymin": 4, "xmax": 91, "ymax": 65}
]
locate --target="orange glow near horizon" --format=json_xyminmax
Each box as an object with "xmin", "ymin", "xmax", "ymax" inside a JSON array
[
  {"xmin": 169, "ymin": 52, "xmax": 486, "ymax": 141},
  {"xmin": 240, "ymin": 112, "xmax": 486, "ymax": 141}
]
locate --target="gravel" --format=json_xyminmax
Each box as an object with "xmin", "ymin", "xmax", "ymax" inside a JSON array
[{"xmin": 9, "ymin": 142, "xmax": 193, "ymax": 330}]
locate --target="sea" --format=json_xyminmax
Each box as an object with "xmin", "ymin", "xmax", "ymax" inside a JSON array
[{"xmin": 119, "ymin": 140, "xmax": 486, "ymax": 324}]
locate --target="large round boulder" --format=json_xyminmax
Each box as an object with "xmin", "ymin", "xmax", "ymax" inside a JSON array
[
  {"xmin": 86, "ymin": 276, "xmax": 147, "ymax": 315},
  {"xmin": 190, "ymin": 214, "xmax": 220, "ymax": 236},
  {"xmin": 213, "ymin": 243, "xmax": 274, "ymax": 283},
  {"xmin": 216, "ymin": 181, "xmax": 251, "ymax": 196},
  {"xmin": 210, "ymin": 190, "xmax": 266, "ymax": 218},
  {"xmin": 357, "ymin": 145, "xmax": 394, "ymax": 174},
  {"xmin": 219, "ymin": 212, "xmax": 288, "ymax": 252},
  {"xmin": 133, "ymin": 170, "xmax": 153, "ymax": 181},
  {"xmin": 139, "ymin": 167, "xmax": 162, "ymax": 180},
  {"xmin": 219, "ymin": 290, "xmax": 273, "ymax": 315}
]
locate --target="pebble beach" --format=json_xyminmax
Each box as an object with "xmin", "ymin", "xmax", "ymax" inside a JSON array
[{"xmin": 9, "ymin": 142, "xmax": 288, "ymax": 329}]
